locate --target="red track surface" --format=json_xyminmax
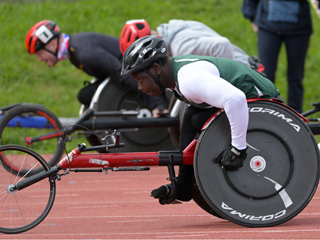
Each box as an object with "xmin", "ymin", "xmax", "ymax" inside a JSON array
[{"xmin": 1, "ymin": 166, "xmax": 320, "ymax": 239}]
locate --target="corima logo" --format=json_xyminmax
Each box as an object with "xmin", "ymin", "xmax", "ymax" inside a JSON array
[
  {"xmin": 248, "ymin": 107, "xmax": 300, "ymax": 132},
  {"xmin": 222, "ymin": 202, "xmax": 286, "ymax": 221}
]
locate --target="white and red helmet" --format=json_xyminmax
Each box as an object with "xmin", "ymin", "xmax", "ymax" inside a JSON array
[
  {"xmin": 119, "ymin": 19, "xmax": 151, "ymax": 55},
  {"xmin": 25, "ymin": 20, "xmax": 60, "ymax": 54}
]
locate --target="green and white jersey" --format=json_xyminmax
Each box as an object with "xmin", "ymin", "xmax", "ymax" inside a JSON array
[
  {"xmin": 171, "ymin": 55, "xmax": 279, "ymax": 108},
  {"xmin": 169, "ymin": 55, "xmax": 280, "ymax": 150}
]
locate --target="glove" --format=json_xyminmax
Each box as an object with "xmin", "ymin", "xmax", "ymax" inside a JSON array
[
  {"xmin": 151, "ymin": 184, "xmax": 172, "ymax": 205},
  {"xmin": 215, "ymin": 146, "xmax": 247, "ymax": 170}
]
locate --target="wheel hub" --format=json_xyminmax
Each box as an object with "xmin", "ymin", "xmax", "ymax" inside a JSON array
[
  {"xmin": 137, "ymin": 108, "xmax": 152, "ymax": 118},
  {"xmin": 6, "ymin": 184, "xmax": 16, "ymax": 194},
  {"xmin": 249, "ymin": 155, "xmax": 266, "ymax": 172}
]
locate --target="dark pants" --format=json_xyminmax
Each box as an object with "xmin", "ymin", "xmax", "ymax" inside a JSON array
[
  {"xmin": 177, "ymin": 106, "xmax": 219, "ymax": 201},
  {"xmin": 257, "ymin": 29, "xmax": 310, "ymax": 113},
  {"xmin": 77, "ymin": 79, "xmax": 104, "ymax": 107}
]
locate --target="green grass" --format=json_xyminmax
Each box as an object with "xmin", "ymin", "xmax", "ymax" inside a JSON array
[{"xmin": 1, "ymin": 0, "xmax": 320, "ymax": 144}]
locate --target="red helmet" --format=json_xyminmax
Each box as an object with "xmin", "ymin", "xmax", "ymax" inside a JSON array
[
  {"xmin": 25, "ymin": 20, "xmax": 60, "ymax": 54},
  {"xmin": 119, "ymin": 19, "xmax": 151, "ymax": 55}
]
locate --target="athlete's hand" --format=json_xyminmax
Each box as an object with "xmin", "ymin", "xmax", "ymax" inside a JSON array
[
  {"xmin": 152, "ymin": 108, "xmax": 169, "ymax": 118},
  {"xmin": 251, "ymin": 22, "xmax": 259, "ymax": 32},
  {"xmin": 219, "ymin": 146, "xmax": 247, "ymax": 170}
]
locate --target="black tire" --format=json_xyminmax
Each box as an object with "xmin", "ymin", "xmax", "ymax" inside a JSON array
[
  {"xmin": 192, "ymin": 176, "xmax": 223, "ymax": 219},
  {"xmin": 86, "ymin": 79, "xmax": 176, "ymax": 152},
  {"xmin": 0, "ymin": 104, "xmax": 64, "ymax": 176},
  {"xmin": 0, "ymin": 145, "xmax": 56, "ymax": 234},
  {"xmin": 168, "ymin": 100, "xmax": 221, "ymax": 218},
  {"xmin": 194, "ymin": 100, "xmax": 320, "ymax": 227}
]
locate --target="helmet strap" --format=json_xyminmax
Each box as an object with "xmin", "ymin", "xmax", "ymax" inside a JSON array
[
  {"xmin": 143, "ymin": 69, "xmax": 165, "ymax": 93},
  {"xmin": 143, "ymin": 61, "xmax": 165, "ymax": 93},
  {"xmin": 43, "ymin": 48, "xmax": 57, "ymax": 57},
  {"xmin": 55, "ymin": 35, "xmax": 60, "ymax": 57},
  {"xmin": 43, "ymin": 36, "xmax": 60, "ymax": 58}
]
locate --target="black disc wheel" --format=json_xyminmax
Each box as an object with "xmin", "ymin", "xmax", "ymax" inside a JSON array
[
  {"xmin": 0, "ymin": 104, "xmax": 64, "ymax": 176},
  {"xmin": 85, "ymin": 79, "xmax": 176, "ymax": 152},
  {"xmin": 194, "ymin": 100, "xmax": 320, "ymax": 227},
  {"xmin": 0, "ymin": 145, "xmax": 56, "ymax": 234},
  {"xmin": 192, "ymin": 176, "xmax": 223, "ymax": 219}
]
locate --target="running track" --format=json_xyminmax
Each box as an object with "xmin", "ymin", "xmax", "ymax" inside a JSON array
[{"xmin": 1, "ymin": 166, "xmax": 320, "ymax": 239}]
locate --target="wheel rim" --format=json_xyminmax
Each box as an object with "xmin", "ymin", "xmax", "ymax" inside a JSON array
[
  {"xmin": 0, "ymin": 106, "xmax": 64, "ymax": 176},
  {"xmin": 0, "ymin": 146, "xmax": 55, "ymax": 234},
  {"xmin": 194, "ymin": 101, "xmax": 320, "ymax": 227}
]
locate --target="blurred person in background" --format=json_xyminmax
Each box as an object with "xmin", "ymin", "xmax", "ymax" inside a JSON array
[
  {"xmin": 120, "ymin": 19, "xmax": 265, "ymax": 74},
  {"xmin": 242, "ymin": 0, "xmax": 313, "ymax": 113},
  {"xmin": 25, "ymin": 20, "xmax": 166, "ymax": 116}
]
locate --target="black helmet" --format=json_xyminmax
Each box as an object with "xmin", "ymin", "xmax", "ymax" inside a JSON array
[{"xmin": 121, "ymin": 35, "xmax": 167, "ymax": 76}]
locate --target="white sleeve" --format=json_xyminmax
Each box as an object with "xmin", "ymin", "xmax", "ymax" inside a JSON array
[{"xmin": 178, "ymin": 61, "xmax": 248, "ymax": 149}]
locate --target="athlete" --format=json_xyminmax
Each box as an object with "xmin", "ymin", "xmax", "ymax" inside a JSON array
[
  {"xmin": 120, "ymin": 19, "xmax": 265, "ymax": 73},
  {"xmin": 25, "ymin": 20, "xmax": 166, "ymax": 116},
  {"xmin": 121, "ymin": 35, "xmax": 281, "ymax": 204}
]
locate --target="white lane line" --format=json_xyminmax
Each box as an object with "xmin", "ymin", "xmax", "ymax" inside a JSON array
[
  {"xmin": 84, "ymin": 179, "xmax": 129, "ymax": 183},
  {"xmin": 299, "ymin": 212, "xmax": 320, "ymax": 215},
  {"xmin": 52, "ymin": 200, "xmax": 195, "ymax": 204},
  {"xmin": 106, "ymin": 219, "xmax": 159, "ymax": 223},
  {"xmin": 12, "ymin": 229, "xmax": 320, "ymax": 237},
  {"xmin": 44, "ymin": 214, "xmax": 211, "ymax": 220},
  {"xmin": 44, "ymin": 213, "xmax": 320, "ymax": 220},
  {"xmin": 68, "ymin": 205, "xmax": 118, "ymax": 209},
  {"xmin": 155, "ymin": 234, "xmax": 208, "ymax": 238},
  {"xmin": 123, "ymin": 191, "xmax": 150, "ymax": 194},
  {"xmin": 56, "ymin": 194, "xmax": 79, "ymax": 197},
  {"xmin": 55, "ymin": 188, "xmax": 154, "ymax": 192}
]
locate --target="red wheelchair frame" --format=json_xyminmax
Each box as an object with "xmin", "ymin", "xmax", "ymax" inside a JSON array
[{"xmin": 0, "ymin": 98, "xmax": 316, "ymax": 234}]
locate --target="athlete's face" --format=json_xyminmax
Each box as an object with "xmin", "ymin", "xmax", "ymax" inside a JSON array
[
  {"xmin": 130, "ymin": 71, "xmax": 162, "ymax": 96},
  {"xmin": 35, "ymin": 40, "xmax": 59, "ymax": 67}
]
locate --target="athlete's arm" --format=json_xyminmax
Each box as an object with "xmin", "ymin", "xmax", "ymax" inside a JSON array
[
  {"xmin": 177, "ymin": 61, "xmax": 248, "ymax": 149},
  {"xmin": 174, "ymin": 36, "xmax": 234, "ymax": 60},
  {"xmin": 80, "ymin": 47, "xmax": 125, "ymax": 81},
  {"xmin": 189, "ymin": 37, "xmax": 234, "ymax": 59}
]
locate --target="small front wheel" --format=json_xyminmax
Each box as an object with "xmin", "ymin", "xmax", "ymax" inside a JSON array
[{"xmin": 0, "ymin": 145, "xmax": 56, "ymax": 234}]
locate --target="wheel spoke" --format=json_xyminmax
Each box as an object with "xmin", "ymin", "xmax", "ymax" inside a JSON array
[
  {"xmin": 14, "ymin": 153, "xmax": 28, "ymax": 184},
  {"xmin": 18, "ymin": 191, "xmax": 48, "ymax": 205},
  {"xmin": 16, "ymin": 161, "xmax": 39, "ymax": 184},
  {"xmin": 14, "ymin": 193, "xmax": 38, "ymax": 218},
  {"xmin": 0, "ymin": 145, "xmax": 56, "ymax": 233},
  {"xmin": 0, "ymin": 194, "xmax": 9, "ymax": 218},
  {"xmin": 13, "ymin": 194, "xmax": 26, "ymax": 227}
]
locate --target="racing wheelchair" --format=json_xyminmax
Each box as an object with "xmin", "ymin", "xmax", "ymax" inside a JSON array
[
  {"xmin": 0, "ymin": 98, "xmax": 318, "ymax": 233},
  {"xmin": 0, "ymin": 77, "xmax": 182, "ymax": 176}
]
